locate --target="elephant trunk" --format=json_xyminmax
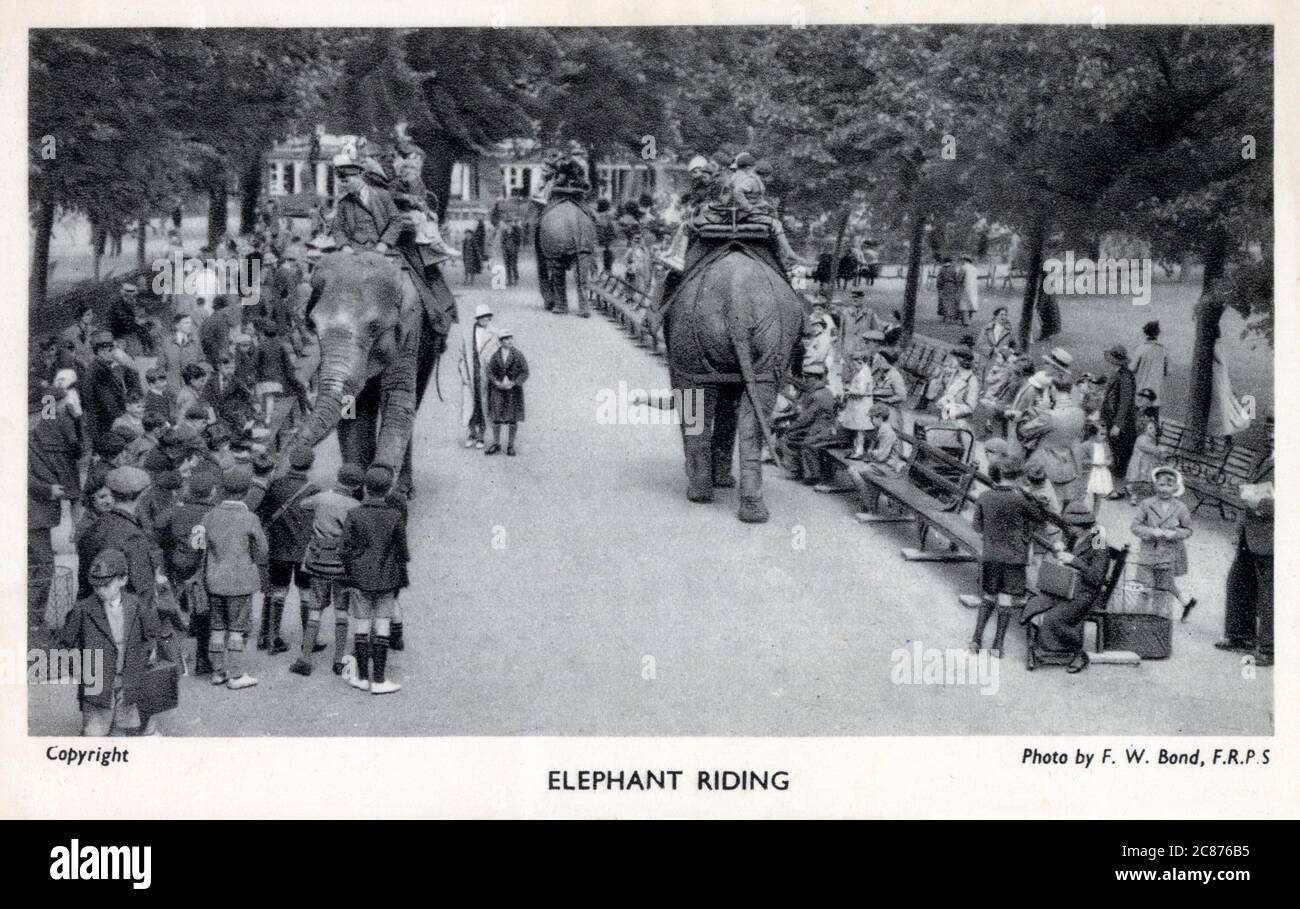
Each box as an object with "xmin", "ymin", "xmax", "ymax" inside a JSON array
[
  {"xmin": 373, "ymin": 343, "xmax": 418, "ymax": 471},
  {"xmin": 295, "ymin": 328, "xmax": 363, "ymax": 453}
]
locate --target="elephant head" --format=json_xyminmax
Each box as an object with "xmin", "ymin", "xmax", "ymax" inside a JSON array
[{"xmin": 293, "ymin": 251, "xmax": 420, "ymax": 471}]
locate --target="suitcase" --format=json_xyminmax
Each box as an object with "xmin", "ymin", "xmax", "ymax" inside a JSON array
[
  {"xmin": 136, "ymin": 660, "xmax": 180, "ymax": 716},
  {"xmin": 1036, "ymin": 557, "xmax": 1079, "ymax": 599}
]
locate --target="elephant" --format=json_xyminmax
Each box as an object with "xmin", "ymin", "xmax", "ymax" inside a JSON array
[
  {"xmin": 536, "ymin": 197, "xmax": 598, "ymax": 315},
  {"xmin": 293, "ymin": 250, "xmax": 452, "ymax": 491},
  {"xmin": 661, "ymin": 239, "xmax": 805, "ymax": 523}
]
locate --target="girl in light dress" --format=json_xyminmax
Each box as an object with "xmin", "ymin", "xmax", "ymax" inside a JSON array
[
  {"xmin": 839, "ymin": 351, "xmax": 875, "ymax": 459},
  {"xmin": 1126, "ymin": 417, "xmax": 1162, "ymax": 506},
  {"xmin": 1130, "ymin": 465, "xmax": 1197, "ymax": 622},
  {"xmin": 1080, "ymin": 421, "xmax": 1113, "ymax": 518}
]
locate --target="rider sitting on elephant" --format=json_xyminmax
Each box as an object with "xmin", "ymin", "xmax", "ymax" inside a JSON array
[
  {"xmin": 330, "ymin": 155, "xmax": 403, "ymax": 254},
  {"xmin": 687, "ymin": 151, "xmax": 808, "ymax": 270}
]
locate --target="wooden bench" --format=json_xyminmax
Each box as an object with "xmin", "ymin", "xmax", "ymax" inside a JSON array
[
  {"xmin": 835, "ymin": 426, "xmax": 984, "ymax": 562},
  {"xmin": 1156, "ymin": 419, "xmax": 1265, "ymax": 519},
  {"xmin": 589, "ymin": 272, "xmax": 664, "ymax": 352}
]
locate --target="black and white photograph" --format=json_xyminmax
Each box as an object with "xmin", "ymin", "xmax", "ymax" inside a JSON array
[{"xmin": 4, "ymin": 1, "xmax": 1293, "ymax": 822}]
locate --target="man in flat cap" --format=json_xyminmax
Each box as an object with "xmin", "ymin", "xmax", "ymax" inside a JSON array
[
  {"xmin": 82, "ymin": 330, "xmax": 133, "ymax": 456},
  {"xmin": 76, "ymin": 466, "xmax": 165, "ymax": 614}
]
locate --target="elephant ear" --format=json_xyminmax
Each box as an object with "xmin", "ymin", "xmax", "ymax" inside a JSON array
[{"xmin": 394, "ymin": 268, "xmax": 422, "ymax": 356}]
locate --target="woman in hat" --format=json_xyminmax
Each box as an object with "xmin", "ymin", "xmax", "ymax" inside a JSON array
[
  {"xmin": 1131, "ymin": 320, "xmax": 1168, "ymax": 411},
  {"xmin": 1021, "ymin": 500, "xmax": 1110, "ymax": 673},
  {"xmin": 484, "ymin": 328, "xmax": 529, "ymax": 456},
  {"xmin": 1131, "ymin": 465, "xmax": 1197, "ymax": 621},
  {"xmin": 958, "ymin": 255, "xmax": 980, "ymax": 325},
  {"xmin": 458, "ymin": 303, "xmax": 500, "ymax": 448}
]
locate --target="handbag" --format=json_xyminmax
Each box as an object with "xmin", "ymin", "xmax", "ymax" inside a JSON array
[
  {"xmin": 1036, "ymin": 556, "xmax": 1080, "ymax": 599},
  {"xmin": 136, "ymin": 659, "xmax": 180, "ymax": 716}
]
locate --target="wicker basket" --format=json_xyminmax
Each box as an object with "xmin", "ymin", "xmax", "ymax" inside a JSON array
[{"xmin": 1102, "ymin": 575, "xmax": 1173, "ymax": 658}]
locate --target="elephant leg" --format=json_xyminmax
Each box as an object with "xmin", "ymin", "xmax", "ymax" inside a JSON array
[
  {"xmin": 549, "ymin": 259, "xmax": 569, "ymax": 313},
  {"xmin": 737, "ymin": 380, "xmax": 778, "ymax": 523},
  {"xmin": 574, "ymin": 252, "xmax": 594, "ymax": 314},
  {"xmin": 710, "ymin": 383, "xmax": 741, "ymax": 488},
  {"xmin": 674, "ymin": 372, "xmax": 715, "ymax": 503},
  {"xmin": 538, "ymin": 254, "xmax": 553, "ymax": 310},
  {"xmin": 338, "ymin": 379, "xmax": 381, "ymax": 468}
]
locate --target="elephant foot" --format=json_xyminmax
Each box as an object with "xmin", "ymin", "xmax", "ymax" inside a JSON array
[
  {"xmin": 712, "ymin": 473, "xmax": 737, "ymax": 489},
  {"xmin": 687, "ymin": 485, "xmax": 714, "ymax": 504},
  {"xmin": 738, "ymin": 497, "xmax": 769, "ymax": 524}
]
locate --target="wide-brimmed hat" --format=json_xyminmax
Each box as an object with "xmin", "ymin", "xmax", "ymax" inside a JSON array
[
  {"xmin": 497, "ymin": 327, "xmax": 514, "ymax": 339},
  {"xmin": 687, "ymin": 155, "xmax": 710, "ymax": 172},
  {"xmin": 1151, "ymin": 464, "xmax": 1185, "ymax": 497},
  {"xmin": 120, "ymin": 283, "xmax": 139, "ymax": 295},
  {"xmin": 308, "ymin": 234, "xmax": 335, "ymax": 251},
  {"xmin": 803, "ymin": 362, "xmax": 828, "ymax": 376},
  {"xmin": 951, "ymin": 348, "xmax": 975, "ymax": 366},
  {"xmin": 474, "ymin": 303, "xmax": 493, "ymax": 319},
  {"xmin": 332, "ymin": 153, "xmax": 362, "ymax": 173},
  {"xmin": 1104, "ymin": 344, "xmax": 1129, "ymax": 365},
  {"xmin": 1041, "ymin": 347, "xmax": 1074, "ymax": 372}
]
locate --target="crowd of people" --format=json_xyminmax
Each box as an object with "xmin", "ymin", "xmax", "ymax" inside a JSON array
[{"xmin": 765, "ymin": 304, "xmax": 1274, "ymax": 672}]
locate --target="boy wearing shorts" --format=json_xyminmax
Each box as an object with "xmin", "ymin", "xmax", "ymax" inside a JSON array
[
  {"xmin": 339, "ymin": 467, "xmax": 410, "ymax": 694},
  {"xmin": 970, "ymin": 455, "xmax": 1043, "ymax": 658}
]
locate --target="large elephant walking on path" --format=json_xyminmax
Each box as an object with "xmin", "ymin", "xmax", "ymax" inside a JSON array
[
  {"xmin": 536, "ymin": 197, "xmax": 597, "ymax": 316},
  {"xmin": 662, "ymin": 240, "xmax": 805, "ymax": 523},
  {"xmin": 292, "ymin": 250, "xmax": 451, "ymax": 491}
]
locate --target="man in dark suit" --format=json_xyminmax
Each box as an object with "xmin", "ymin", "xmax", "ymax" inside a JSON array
[
  {"xmin": 82, "ymin": 331, "xmax": 131, "ymax": 456},
  {"xmin": 1217, "ymin": 420, "xmax": 1274, "ymax": 666}
]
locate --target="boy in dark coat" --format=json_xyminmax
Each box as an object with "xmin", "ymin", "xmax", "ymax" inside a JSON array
[
  {"xmin": 484, "ymin": 328, "xmax": 529, "ymax": 456},
  {"xmin": 157, "ymin": 470, "xmax": 218, "ymax": 675},
  {"xmin": 339, "ymin": 467, "xmax": 410, "ymax": 694},
  {"xmin": 969, "ymin": 455, "xmax": 1044, "ymax": 658},
  {"xmin": 258, "ymin": 445, "xmax": 319, "ymax": 662},
  {"xmin": 58, "ymin": 548, "xmax": 160, "ymax": 736}
]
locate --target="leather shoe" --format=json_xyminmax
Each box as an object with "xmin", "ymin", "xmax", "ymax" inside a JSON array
[
  {"xmin": 1066, "ymin": 651, "xmax": 1089, "ymax": 673},
  {"xmin": 1214, "ymin": 638, "xmax": 1254, "ymax": 654},
  {"xmin": 506, "ymin": 445, "xmax": 516, "ymax": 456},
  {"xmin": 484, "ymin": 443, "xmax": 501, "ymax": 455},
  {"xmin": 1180, "ymin": 598, "xmax": 1198, "ymax": 622}
]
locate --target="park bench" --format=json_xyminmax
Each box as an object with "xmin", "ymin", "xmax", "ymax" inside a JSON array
[
  {"xmin": 1156, "ymin": 418, "xmax": 1266, "ymax": 519},
  {"xmin": 589, "ymin": 272, "xmax": 664, "ymax": 351},
  {"xmin": 831, "ymin": 425, "xmax": 984, "ymax": 562}
]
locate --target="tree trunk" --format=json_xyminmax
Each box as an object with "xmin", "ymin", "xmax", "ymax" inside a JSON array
[
  {"xmin": 207, "ymin": 176, "xmax": 228, "ymax": 250},
  {"xmin": 1017, "ymin": 209, "xmax": 1048, "ymax": 350},
  {"xmin": 30, "ymin": 189, "xmax": 56, "ymax": 307},
  {"xmin": 91, "ymin": 220, "xmax": 106, "ymax": 282},
  {"xmin": 900, "ymin": 202, "xmax": 927, "ymax": 345},
  {"xmin": 1187, "ymin": 225, "xmax": 1230, "ymax": 441},
  {"xmin": 136, "ymin": 218, "xmax": 147, "ymax": 271},
  {"xmin": 421, "ymin": 132, "xmax": 456, "ymax": 222},
  {"xmin": 239, "ymin": 156, "xmax": 263, "ymax": 236},
  {"xmin": 824, "ymin": 204, "xmax": 852, "ymax": 303}
]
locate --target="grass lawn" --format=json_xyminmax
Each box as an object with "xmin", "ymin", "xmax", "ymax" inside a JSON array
[{"xmin": 831, "ymin": 274, "xmax": 1273, "ymax": 436}]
